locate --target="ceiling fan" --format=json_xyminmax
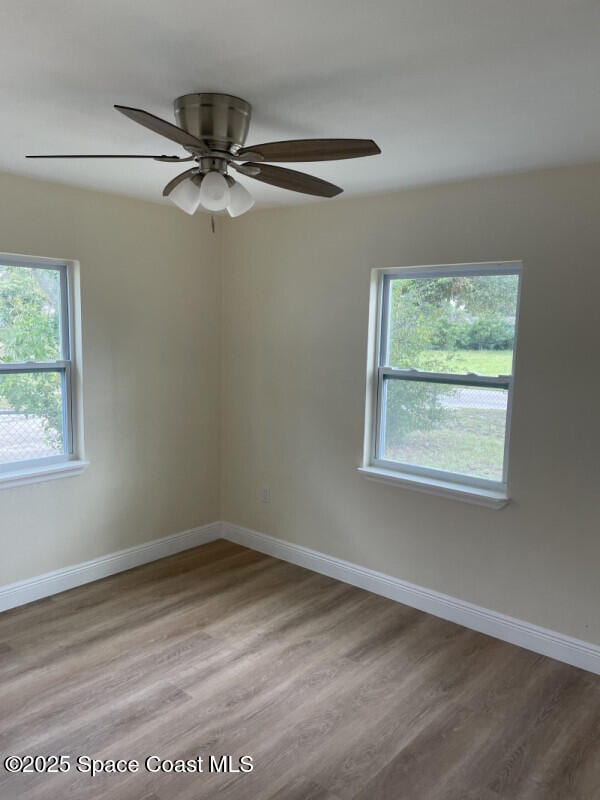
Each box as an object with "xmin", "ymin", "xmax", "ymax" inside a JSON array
[{"xmin": 26, "ymin": 93, "xmax": 381, "ymax": 217}]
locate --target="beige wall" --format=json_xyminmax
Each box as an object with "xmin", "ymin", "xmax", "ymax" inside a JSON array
[
  {"xmin": 221, "ymin": 163, "xmax": 600, "ymax": 644},
  {"xmin": 0, "ymin": 172, "xmax": 221, "ymax": 584},
  {"xmin": 2, "ymin": 163, "xmax": 599, "ymax": 646}
]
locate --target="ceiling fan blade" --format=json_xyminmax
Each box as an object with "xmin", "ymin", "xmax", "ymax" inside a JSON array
[
  {"xmin": 26, "ymin": 154, "xmax": 192, "ymax": 162},
  {"xmin": 162, "ymin": 167, "xmax": 198, "ymax": 197},
  {"xmin": 115, "ymin": 105, "xmax": 208, "ymax": 152},
  {"xmin": 241, "ymin": 163, "xmax": 342, "ymax": 197},
  {"xmin": 237, "ymin": 138, "xmax": 380, "ymax": 163}
]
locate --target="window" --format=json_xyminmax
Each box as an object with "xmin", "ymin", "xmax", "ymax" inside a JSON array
[
  {"xmin": 361, "ymin": 262, "xmax": 522, "ymax": 507},
  {"xmin": 0, "ymin": 254, "xmax": 85, "ymax": 487}
]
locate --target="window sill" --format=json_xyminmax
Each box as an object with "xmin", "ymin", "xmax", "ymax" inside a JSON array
[
  {"xmin": 0, "ymin": 459, "xmax": 89, "ymax": 490},
  {"xmin": 357, "ymin": 466, "xmax": 509, "ymax": 509}
]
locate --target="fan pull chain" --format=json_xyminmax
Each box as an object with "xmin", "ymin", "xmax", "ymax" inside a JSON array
[{"xmin": 211, "ymin": 215, "xmax": 215, "ymax": 234}]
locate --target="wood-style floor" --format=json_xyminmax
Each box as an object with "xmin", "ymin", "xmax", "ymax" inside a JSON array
[{"xmin": 1, "ymin": 540, "xmax": 599, "ymax": 800}]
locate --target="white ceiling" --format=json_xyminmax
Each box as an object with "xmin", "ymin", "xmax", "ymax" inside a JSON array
[{"xmin": 1, "ymin": 0, "xmax": 599, "ymax": 207}]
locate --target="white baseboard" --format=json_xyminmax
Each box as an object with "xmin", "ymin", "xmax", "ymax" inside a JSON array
[
  {"xmin": 222, "ymin": 522, "xmax": 600, "ymax": 676},
  {"xmin": 0, "ymin": 521, "xmax": 221, "ymax": 612}
]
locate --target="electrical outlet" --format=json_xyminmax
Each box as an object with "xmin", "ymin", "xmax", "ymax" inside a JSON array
[{"xmin": 262, "ymin": 487, "xmax": 271, "ymax": 504}]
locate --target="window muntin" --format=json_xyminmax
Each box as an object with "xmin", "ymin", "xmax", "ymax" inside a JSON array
[
  {"xmin": 372, "ymin": 263, "xmax": 521, "ymax": 490},
  {"xmin": 0, "ymin": 258, "xmax": 74, "ymax": 472}
]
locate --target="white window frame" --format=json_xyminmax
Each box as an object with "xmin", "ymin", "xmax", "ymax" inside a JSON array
[
  {"xmin": 0, "ymin": 253, "xmax": 87, "ymax": 489},
  {"xmin": 360, "ymin": 261, "xmax": 522, "ymax": 508}
]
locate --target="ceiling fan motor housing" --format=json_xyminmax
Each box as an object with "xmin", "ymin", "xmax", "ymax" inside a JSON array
[{"xmin": 174, "ymin": 93, "xmax": 252, "ymax": 159}]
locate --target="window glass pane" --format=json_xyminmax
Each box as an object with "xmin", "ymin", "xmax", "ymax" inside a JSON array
[
  {"xmin": 0, "ymin": 372, "xmax": 64, "ymax": 463},
  {"xmin": 386, "ymin": 273, "xmax": 519, "ymax": 376},
  {"xmin": 381, "ymin": 378, "xmax": 508, "ymax": 481},
  {"xmin": 0, "ymin": 264, "xmax": 62, "ymax": 362}
]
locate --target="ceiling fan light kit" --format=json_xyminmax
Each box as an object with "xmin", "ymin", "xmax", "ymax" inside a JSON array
[
  {"xmin": 198, "ymin": 170, "xmax": 230, "ymax": 211},
  {"xmin": 226, "ymin": 178, "xmax": 255, "ymax": 217},
  {"xmin": 27, "ymin": 93, "xmax": 381, "ymax": 217},
  {"xmin": 168, "ymin": 173, "xmax": 204, "ymax": 215}
]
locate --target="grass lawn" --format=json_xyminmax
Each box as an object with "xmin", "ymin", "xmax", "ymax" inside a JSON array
[
  {"xmin": 385, "ymin": 408, "xmax": 507, "ymax": 480},
  {"xmin": 399, "ymin": 350, "xmax": 514, "ymax": 376},
  {"xmin": 431, "ymin": 349, "xmax": 513, "ymax": 375},
  {"xmin": 449, "ymin": 349, "xmax": 513, "ymax": 375}
]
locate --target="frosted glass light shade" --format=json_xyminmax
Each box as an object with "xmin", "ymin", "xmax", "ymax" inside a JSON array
[
  {"xmin": 199, "ymin": 171, "xmax": 231, "ymax": 211},
  {"xmin": 168, "ymin": 176, "xmax": 203, "ymax": 215},
  {"xmin": 227, "ymin": 179, "xmax": 255, "ymax": 217}
]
